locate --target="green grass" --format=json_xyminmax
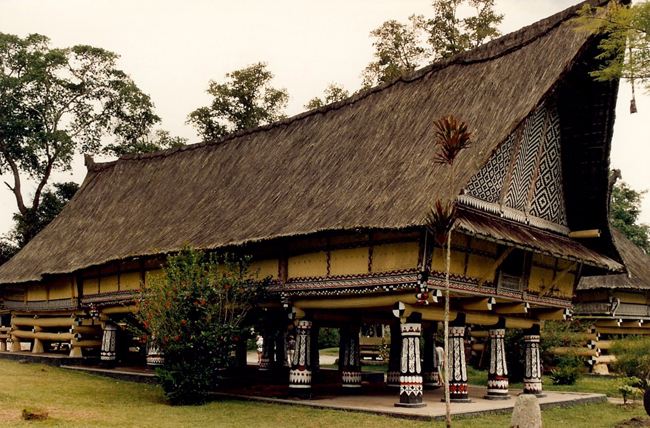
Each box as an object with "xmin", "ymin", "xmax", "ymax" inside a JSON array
[{"xmin": 0, "ymin": 359, "xmax": 643, "ymax": 427}]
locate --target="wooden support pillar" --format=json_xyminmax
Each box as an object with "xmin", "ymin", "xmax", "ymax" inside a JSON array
[
  {"xmin": 387, "ymin": 319, "xmax": 401, "ymax": 388},
  {"xmin": 310, "ymin": 323, "xmax": 320, "ymax": 375},
  {"xmin": 146, "ymin": 336, "xmax": 164, "ymax": 367},
  {"xmin": 447, "ymin": 325, "xmax": 471, "ymax": 402},
  {"xmin": 259, "ymin": 329, "xmax": 276, "ymax": 371},
  {"xmin": 289, "ymin": 320, "xmax": 313, "ymax": 396},
  {"xmin": 523, "ymin": 326, "xmax": 544, "ymax": 397},
  {"xmin": 274, "ymin": 329, "xmax": 288, "ymax": 369},
  {"xmin": 422, "ymin": 322, "xmax": 441, "ymax": 389},
  {"xmin": 100, "ymin": 322, "xmax": 118, "ymax": 365},
  {"xmin": 394, "ymin": 323, "xmax": 426, "ymax": 408},
  {"xmin": 32, "ymin": 326, "xmax": 44, "ymax": 354},
  {"xmin": 484, "ymin": 326, "xmax": 509, "ymax": 400},
  {"xmin": 339, "ymin": 323, "xmax": 362, "ymax": 389}
]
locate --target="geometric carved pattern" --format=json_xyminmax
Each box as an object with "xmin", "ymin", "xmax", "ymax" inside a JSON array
[
  {"xmin": 529, "ymin": 105, "xmax": 567, "ymax": 224},
  {"xmin": 504, "ymin": 106, "xmax": 545, "ymax": 212},
  {"xmin": 464, "ymin": 101, "xmax": 567, "ymax": 227},
  {"xmin": 465, "ymin": 134, "xmax": 515, "ymax": 204}
]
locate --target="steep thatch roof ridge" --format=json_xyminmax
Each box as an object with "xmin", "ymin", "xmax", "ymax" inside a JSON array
[
  {"xmin": 93, "ymin": 0, "xmax": 607, "ymax": 167},
  {"xmin": 578, "ymin": 228, "xmax": 650, "ymax": 290},
  {"xmin": 0, "ymin": 0, "xmax": 614, "ymax": 284}
]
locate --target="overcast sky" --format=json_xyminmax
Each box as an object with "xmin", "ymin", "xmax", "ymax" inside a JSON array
[{"xmin": 1, "ymin": 0, "xmax": 648, "ymax": 235}]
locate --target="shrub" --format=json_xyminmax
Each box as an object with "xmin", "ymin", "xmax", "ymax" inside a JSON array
[
  {"xmin": 619, "ymin": 377, "xmax": 644, "ymax": 404},
  {"xmin": 550, "ymin": 355, "xmax": 581, "ymax": 385},
  {"xmin": 612, "ymin": 336, "xmax": 650, "ymax": 386},
  {"xmin": 137, "ymin": 248, "xmax": 267, "ymax": 404}
]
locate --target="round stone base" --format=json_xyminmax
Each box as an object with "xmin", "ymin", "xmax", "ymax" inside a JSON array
[
  {"xmin": 484, "ymin": 394, "xmax": 510, "ymax": 400},
  {"xmin": 395, "ymin": 402, "xmax": 427, "ymax": 408}
]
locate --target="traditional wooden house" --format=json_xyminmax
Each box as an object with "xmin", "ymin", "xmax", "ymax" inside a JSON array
[
  {"xmin": 575, "ymin": 228, "xmax": 650, "ymax": 352},
  {"xmin": 0, "ymin": 0, "xmax": 625, "ymax": 406}
]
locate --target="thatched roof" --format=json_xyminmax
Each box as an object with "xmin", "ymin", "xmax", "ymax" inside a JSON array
[
  {"xmin": 578, "ymin": 228, "xmax": 650, "ymax": 290},
  {"xmin": 0, "ymin": 0, "xmax": 621, "ymax": 284}
]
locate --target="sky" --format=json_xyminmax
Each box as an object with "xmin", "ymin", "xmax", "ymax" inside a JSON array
[{"xmin": 0, "ymin": 0, "xmax": 648, "ymax": 235}]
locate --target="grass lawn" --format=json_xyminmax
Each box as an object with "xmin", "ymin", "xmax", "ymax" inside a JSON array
[{"xmin": 0, "ymin": 359, "xmax": 644, "ymax": 427}]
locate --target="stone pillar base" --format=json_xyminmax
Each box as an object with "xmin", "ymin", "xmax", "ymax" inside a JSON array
[
  {"xmin": 395, "ymin": 401, "xmax": 427, "ymax": 408},
  {"xmin": 484, "ymin": 393, "xmax": 510, "ymax": 400}
]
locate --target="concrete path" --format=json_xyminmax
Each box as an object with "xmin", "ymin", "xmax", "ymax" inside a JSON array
[{"xmin": 218, "ymin": 385, "xmax": 606, "ymax": 421}]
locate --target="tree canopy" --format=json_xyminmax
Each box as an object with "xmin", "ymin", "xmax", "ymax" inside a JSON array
[
  {"xmin": 576, "ymin": 1, "xmax": 650, "ymax": 91},
  {"xmin": 610, "ymin": 181, "xmax": 650, "ymax": 252},
  {"xmin": 0, "ymin": 32, "xmax": 160, "ymax": 218},
  {"xmin": 187, "ymin": 62, "xmax": 289, "ymax": 141},
  {"xmin": 304, "ymin": 83, "xmax": 350, "ymax": 110},
  {"xmin": 362, "ymin": 0, "xmax": 503, "ymax": 86}
]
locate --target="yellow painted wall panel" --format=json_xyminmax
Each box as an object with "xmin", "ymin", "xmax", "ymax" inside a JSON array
[
  {"xmin": 372, "ymin": 242, "xmax": 418, "ymax": 273},
  {"xmin": 532, "ymin": 253, "xmax": 556, "ymax": 269},
  {"xmin": 120, "ymin": 271, "xmax": 142, "ymax": 291},
  {"xmin": 288, "ymin": 252, "xmax": 328, "ymax": 278},
  {"xmin": 465, "ymin": 254, "xmax": 494, "ymax": 280},
  {"xmin": 250, "ymin": 259, "xmax": 278, "ymax": 280},
  {"xmin": 27, "ymin": 284, "xmax": 47, "ymax": 301},
  {"xmin": 330, "ymin": 247, "xmax": 369, "ymax": 276},
  {"xmin": 614, "ymin": 291, "xmax": 647, "ymax": 305},
  {"xmin": 83, "ymin": 278, "xmax": 99, "ymax": 296},
  {"xmin": 556, "ymin": 273, "xmax": 575, "ymax": 298},
  {"xmin": 528, "ymin": 266, "xmax": 554, "ymax": 294},
  {"xmin": 100, "ymin": 275, "xmax": 119, "ymax": 293},
  {"xmin": 48, "ymin": 278, "xmax": 72, "ymax": 300},
  {"xmin": 430, "ymin": 247, "xmax": 466, "ymax": 275}
]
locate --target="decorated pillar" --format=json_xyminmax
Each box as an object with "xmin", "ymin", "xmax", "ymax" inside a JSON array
[
  {"xmin": 484, "ymin": 328, "xmax": 509, "ymax": 399},
  {"xmin": 447, "ymin": 326, "xmax": 470, "ymax": 402},
  {"xmin": 395, "ymin": 323, "xmax": 426, "ymax": 408},
  {"xmin": 310, "ymin": 324, "xmax": 320, "ymax": 374},
  {"xmin": 422, "ymin": 322, "xmax": 440, "ymax": 389},
  {"xmin": 289, "ymin": 320, "xmax": 312, "ymax": 394},
  {"xmin": 339, "ymin": 324, "xmax": 362, "ymax": 389},
  {"xmin": 146, "ymin": 336, "xmax": 164, "ymax": 367},
  {"xmin": 387, "ymin": 320, "xmax": 402, "ymax": 388},
  {"xmin": 523, "ymin": 334, "xmax": 544, "ymax": 396},
  {"xmin": 100, "ymin": 322, "xmax": 118, "ymax": 364}
]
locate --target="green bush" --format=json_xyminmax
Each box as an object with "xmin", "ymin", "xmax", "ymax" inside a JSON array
[
  {"xmin": 612, "ymin": 336, "xmax": 650, "ymax": 386},
  {"xmin": 619, "ymin": 377, "xmax": 644, "ymax": 404},
  {"xmin": 550, "ymin": 355, "xmax": 581, "ymax": 385},
  {"xmin": 137, "ymin": 248, "xmax": 267, "ymax": 404}
]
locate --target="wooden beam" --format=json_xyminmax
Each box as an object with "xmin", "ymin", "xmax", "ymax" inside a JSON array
[
  {"xmin": 595, "ymin": 319, "xmax": 623, "ymax": 328},
  {"xmin": 568, "ymin": 229, "xmax": 601, "ymax": 239},
  {"xmin": 495, "ymin": 302, "xmax": 529, "ymax": 315},
  {"xmin": 550, "ymin": 347, "xmax": 600, "ymax": 357},
  {"xmin": 505, "ymin": 318, "xmax": 536, "ymax": 329},
  {"xmin": 12, "ymin": 316, "xmax": 77, "ymax": 328},
  {"xmin": 479, "ymin": 247, "xmax": 514, "ymax": 285},
  {"xmin": 535, "ymin": 308, "xmax": 571, "ymax": 320},
  {"xmin": 462, "ymin": 297, "xmax": 496, "ymax": 311},
  {"xmin": 294, "ymin": 293, "xmax": 417, "ymax": 310},
  {"xmin": 101, "ymin": 305, "xmax": 137, "ymax": 315},
  {"xmin": 596, "ymin": 327, "xmax": 650, "ymax": 335},
  {"xmin": 620, "ymin": 320, "xmax": 644, "ymax": 328}
]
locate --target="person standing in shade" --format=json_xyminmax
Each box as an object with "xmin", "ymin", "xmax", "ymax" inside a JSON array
[{"xmin": 256, "ymin": 334, "xmax": 264, "ymax": 365}]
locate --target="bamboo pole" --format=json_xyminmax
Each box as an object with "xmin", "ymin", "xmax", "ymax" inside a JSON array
[
  {"xmin": 12, "ymin": 316, "xmax": 77, "ymax": 328},
  {"xmin": 595, "ymin": 355, "xmax": 617, "ymax": 364},
  {"xmin": 101, "ymin": 305, "xmax": 137, "ymax": 315},
  {"xmin": 71, "ymin": 340, "xmax": 101, "ymax": 348},
  {"xmin": 550, "ymin": 347, "xmax": 599, "ymax": 357}
]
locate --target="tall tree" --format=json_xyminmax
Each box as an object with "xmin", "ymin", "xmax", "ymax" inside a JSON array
[
  {"xmin": 362, "ymin": 0, "xmax": 503, "ymax": 87},
  {"xmin": 0, "ymin": 32, "xmax": 160, "ymax": 220},
  {"xmin": 304, "ymin": 83, "xmax": 350, "ymax": 110},
  {"xmin": 187, "ymin": 63, "xmax": 289, "ymax": 141},
  {"xmin": 610, "ymin": 181, "xmax": 650, "ymax": 252},
  {"xmin": 362, "ymin": 17, "xmax": 429, "ymax": 87}
]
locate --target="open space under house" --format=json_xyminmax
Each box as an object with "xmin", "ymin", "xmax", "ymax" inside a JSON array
[{"xmin": 0, "ymin": 0, "xmax": 633, "ymax": 408}]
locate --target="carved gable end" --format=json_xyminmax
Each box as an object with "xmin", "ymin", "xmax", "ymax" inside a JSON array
[{"xmin": 461, "ymin": 101, "xmax": 567, "ymax": 232}]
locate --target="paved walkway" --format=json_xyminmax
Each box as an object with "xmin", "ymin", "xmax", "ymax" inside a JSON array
[{"xmin": 217, "ymin": 385, "xmax": 606, "ymax": 421}]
